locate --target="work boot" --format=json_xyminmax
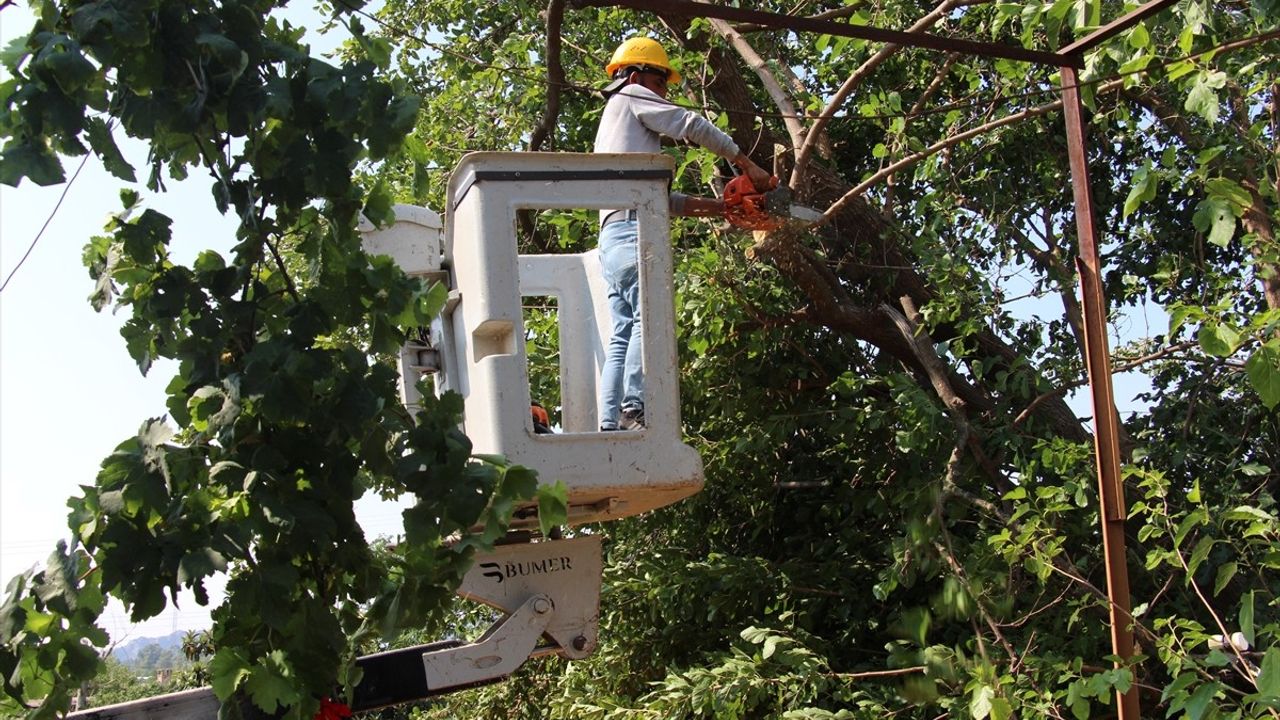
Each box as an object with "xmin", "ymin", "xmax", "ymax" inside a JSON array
[{"xmin": 619, "ymin": 405, "xmax": 645, "ymax": 430}]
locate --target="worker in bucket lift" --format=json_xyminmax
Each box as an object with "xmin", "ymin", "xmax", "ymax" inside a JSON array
[{"xmin": 595, "ymin": 37, "xmax": 773, "ymax": 431}]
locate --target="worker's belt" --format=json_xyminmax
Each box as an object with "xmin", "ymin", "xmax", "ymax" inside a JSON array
[{"xmin": 601, "ymin": 209, "xmax": 638, "ymax": 228}]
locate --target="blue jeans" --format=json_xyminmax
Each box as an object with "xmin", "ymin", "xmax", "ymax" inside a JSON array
[{"xmin": 598, "ymin": 220, "xmax": 643, "ymax": 429}]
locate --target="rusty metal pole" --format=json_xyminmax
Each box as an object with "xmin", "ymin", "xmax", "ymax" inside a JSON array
[{"xmin": 1059, "ymin": 63, "xmax": 1140, "ymax": 719}]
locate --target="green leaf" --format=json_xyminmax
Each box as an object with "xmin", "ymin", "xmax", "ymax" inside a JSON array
[
  {"xmin": 1213, "ymin": 562, "xmax": 1236, "ymax": 595},
  {"xmin": 1111, "ymin": 669, "xmax": 1133, "ymax": 694},
  {"xmin": 0, "ymin": 139, "xmax": 66, "ymax": 187},
  {"xmin": 1241, "ymin": 592, "xmax": 1256, "ymax": 646},
  {"xmin": 85, "ymin": 117, "xmax": 136, "ymax": 182},
  {"xmin": 413, "ymin": 161, "xmax": 431, "ymax": 203},
  {"xmin": 1, "ymin": 33, "xmax": 29, "ymax": 68},
  {"xmin": 1185, "ymin": 682, "xmax": 1220, "ymax": 720},
  {"xmin": 1246, "ymin": 341, "xmax": 1280, "ymax": 409},
  {"xmin": 1123, "ymin": 161, "xmax": 1157, "ymax": 218},
  {"xmin": 1184, "ymin": 70, "xmax": 1227, "ymax": 124},
  {"xmin": 1186, "ymin": 535, "xmax": 1216, "ymax": 579},
  {"xmin": 363, "ymin": 181, "xmax": 395, "ymax": 228},
  {"xmin": 194, "ymin": 32, "xmax": 242, "ymax": 66},
  {"xmin": 209, "ymin": 647, "xmax": 250, "ymax": 701},
  {"xmin": 1166, "ymin": 59, "xmax": 1196, "ymax": 81},
  {"xmin": 1224, "ymin": 505, "xmax": 1275, "ymax": 522},
  {"xmin": 1257, "ymin": 648, "xmax": 1280, "ymax": 699},
  {"xmin": 1162, "ymin": 672, "xmax": 1198, "ymax": 702},
  {"xmin": 1126, "ymin": 23, "xmax": 1150, "ymax": 48},
  {"xmin": 970, "ymin": 685, "xmax": 994, "ymax": 719},
  {"xmin": 762, "ymin": 635, "xmax": 781, "ymax": 659},
  {"xmin": 1240, "ymin": 463, "xmax": 1271, "ymax": 477},
  {"xmin": 535, "ymin": 480, "xmax": 568, "ymax": 537},
  {"xmin": 1070, "ymin": 691, "xmax": 1090, "ymax": 720},
  {"xmin": 178, "ymin": 547, "xmax": 227, "ymax": 586},
  {"xmin": 897, "ymin": 607, "xmax": 931, "ymax": 646},
  {"xmin": 1205, "ymin": 177, "xmax": 1252, "ymax": 209},
  {"xmin": 1191, "ymin": 197, "xmax": 1236, "ymax": 247},
  {"xmin": 500, "ymin": 464, "xmax": 538, "ymax": 501},
  {"xmin": 244, "ymin": 651, "xmax": 300, "ymax": 713},
  {"xmin": 42, "ymin": 45, "xmax": 97, "ymax": 93},
  {"xmin": 1197, "ymin": 322, "xmax": 1240, "ymax": 357}
]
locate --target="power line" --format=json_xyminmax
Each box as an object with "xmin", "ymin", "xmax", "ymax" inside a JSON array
[{"xmin": 0, "ymin": 151, "xmax": 91, "ymax": 294}]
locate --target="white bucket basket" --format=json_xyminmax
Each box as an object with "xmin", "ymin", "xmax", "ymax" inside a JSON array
[{"xmin": 365, "ymin": 152, "xmax": 704, "ymax": 525}]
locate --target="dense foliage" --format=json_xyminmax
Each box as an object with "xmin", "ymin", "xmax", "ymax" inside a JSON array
[
  {"xmin": 375, "ymin": 1, "xmax": 1280, "ymax": 718},
  {"xmin": 0, "ymin": 1, "xmax": 543, "ymax": 718},
  {"xmin": 1, "ymin": 0, "xmax": 1279, "ymax": 719}
]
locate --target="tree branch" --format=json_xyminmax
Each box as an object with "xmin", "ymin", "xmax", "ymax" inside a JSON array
[
  {"xmin": 884, "ymin": 299, "xmax": 966, "ymax": 415},
  {"xmin": 961, "ymin": 196, "xmax": 1085, "ymax": 355},
  {"xmin": 886, "ymin": 53, "xmax": 960, "ymax": 215},
  {"xmin": 733, "ymin": 3, "xmax": 869, "ymax": 34},
  {"xmin": 528, "ymin": 0, "xmax": 566, "ymax": 152},
  {"xmin": 1011, "ymin": 341, "xmax": 1197, "ymax": 428},
  {"xmin": 266, "ymin": 237, "xmax": 301, "ymax": 304},
  {"xmin": 818, "ymin": 77, "xmax": 1125, "ymax": 224},
  {"xmin": 707, "ymin": 18, "xmax": 805, "ymax": 151},
  {"xmin": 792, "ymin": 0, "xmax": 963, "ymax": 190},
  {"xmin": 885, "ymin": 296, "xmax": 1006, "ymax": 488}
]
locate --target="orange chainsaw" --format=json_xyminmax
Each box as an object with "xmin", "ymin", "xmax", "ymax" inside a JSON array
[{"xmin": 722, "ymin": 175, "xmax": 822, "ymax": 231}]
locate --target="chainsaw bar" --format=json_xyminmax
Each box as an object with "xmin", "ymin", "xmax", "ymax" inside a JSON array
[{"xmin": 763, "ymin": 186, "xmax": 823, "ymax": 223}]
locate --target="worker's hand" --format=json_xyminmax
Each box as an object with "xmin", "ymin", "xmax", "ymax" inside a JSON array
[
  {"xmin": 733, "ymin": 152, "xmax": 775, "ymax": 193},
  {"xmin": 747, "ymin": 165, "xmax": 778, "ymax": 192},
  {"xmin": 746, "ymin": 165, "xmax": 775, "ymax": 194}
]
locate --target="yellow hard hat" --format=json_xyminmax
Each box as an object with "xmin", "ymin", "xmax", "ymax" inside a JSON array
[{"xmin": 605, "ymin": 37, "xmax": 682, "ymax": 85}]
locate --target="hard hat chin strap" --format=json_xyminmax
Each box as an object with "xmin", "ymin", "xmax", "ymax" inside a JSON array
[
  {"xmin": 600, "ymin": 76, "xmax": 629, "ymax": 98},
  {"xmin": 602, "ymin": 65, "xmax": 669, "ymax": 98}
]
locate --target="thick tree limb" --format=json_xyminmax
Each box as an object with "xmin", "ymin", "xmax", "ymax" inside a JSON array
[
  {"xmin": 528, "ymin": 0, "xmax": 566, "ymax": 152},
  {"xmin": 1241, "ymin": 182, "xmax": 1280, "ymax": 311},
  {"xmin": 660, "ymin": 13, "xmax": 1092, "ymax": 443}
]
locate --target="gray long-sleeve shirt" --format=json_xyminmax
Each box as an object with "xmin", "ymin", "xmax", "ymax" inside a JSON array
[{"xmin": 594, "ymin": 83, "xmax": 741, "ymax": 223}]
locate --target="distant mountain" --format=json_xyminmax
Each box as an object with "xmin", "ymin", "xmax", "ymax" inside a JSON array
[{"xmin": 111, "ymin": 630, "xmax": 188, "ymax": 665}]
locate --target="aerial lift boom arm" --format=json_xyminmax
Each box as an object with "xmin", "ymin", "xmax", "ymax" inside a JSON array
[{"xmin": 69, "ymin": 537, "xmax": 602, "ymax": 719}]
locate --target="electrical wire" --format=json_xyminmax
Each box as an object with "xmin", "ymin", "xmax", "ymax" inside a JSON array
[{"xmin": 0, "ymin": 151, "xmax": 91, "ymax": 294}]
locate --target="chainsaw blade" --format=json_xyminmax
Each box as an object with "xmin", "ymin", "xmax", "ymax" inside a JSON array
[{"xmin": 763, "ymin": 186, "xmax": 822, "ymax": 223}]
